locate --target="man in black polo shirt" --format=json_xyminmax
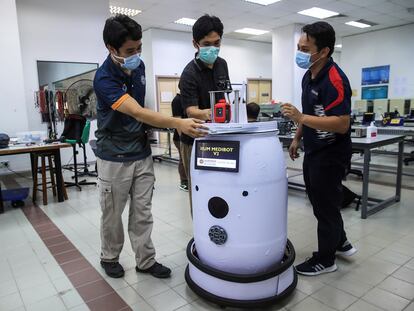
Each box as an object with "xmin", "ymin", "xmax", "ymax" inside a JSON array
[
  {"xmin": 179, "ymin": 15, "xmax": 231, "ymax": 212},
  {"xmin": 94, "ymin": 15, "xmax": 206, "ymax": 279},
  {"xmin": 281, "ymin": 21, "xmax": 357, "ymax": 276}
]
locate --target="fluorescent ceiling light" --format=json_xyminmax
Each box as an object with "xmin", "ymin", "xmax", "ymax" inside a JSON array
[
  {"xmin": 235, "ymin": 28, "xmax": 269, "ymax": 35},
  {"xmin": 335, "ymin": 44, "xmax": 342, "ymax": 48},
  {"xmin": 244, "ymin": 0, "xmax": 282, "ymax": 5},
  {"xmin": 109, "ymin": 6, "xmax": 141, "ymax": 17},
  {"xmin": 298, "ymin": 7, "xmax": 339, "ymax": 19},
  {"xmin": 174, "ymin": 18, "xmax": 197, "ymax": 26},
  {"xmin": 345, "ymin": 21, "xmax": 371, "ymax": 28}
]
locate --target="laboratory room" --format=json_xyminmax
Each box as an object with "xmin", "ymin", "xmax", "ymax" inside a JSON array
[{"xmin": 1, "ymin": 0, "xmax": 414, "ymax": 310}]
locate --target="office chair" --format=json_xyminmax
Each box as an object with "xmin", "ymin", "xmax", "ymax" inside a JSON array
[
  {"xmin": 89, "ymin": 139, "xmax": 98, "ymax": 175},
  {"xmin": 61, "ymin": 115, "xmax": 96, "ymax": 190}
]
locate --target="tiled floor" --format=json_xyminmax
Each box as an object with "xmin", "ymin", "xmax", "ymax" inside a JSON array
[{"xmin": 1, "ymin": 149, "xmax": 414, "ymax": 311}]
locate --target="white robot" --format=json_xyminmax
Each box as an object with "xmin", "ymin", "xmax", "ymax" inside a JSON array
[{"xmin": 185, "ymin": 90, "xmax": 297, "ymax": 308}]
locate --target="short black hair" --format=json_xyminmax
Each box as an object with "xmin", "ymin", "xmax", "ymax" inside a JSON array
[
  {"xmin": 103, "ymin": 14, "xmax": 142, "ymax": 51},
  {"xmin": 247, "ymin": 102, "xmax": 260, "ymax": 120},
  {"xmin": 192, "ymin": 15, "xmax": 223, "ymax": 43},
  {"xmin": 302, "ymin": 21, "xmax": 335, "ymax": 57}
]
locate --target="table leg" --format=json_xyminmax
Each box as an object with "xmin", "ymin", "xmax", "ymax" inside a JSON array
[
  {"xmin": 168, "ymin": 131, "xmax": 172, "ymax": 158},
  {"xmin": 54, "ymin": 150, "xmax": 64, "ymax": 202},
  {"xmin": 361, "ymin": 149, "xmax": 371, "ymax": 219},
  {"xmin": 30, "ymin": 152, "xmax": 35, "ymax": 180},
  {"xmin": 0, "ymin": 182, "xmax": 4, "ymax": 214},
  {"xmin": 396, "ymin": 140, "xmax": 404, "ymax": 201}
]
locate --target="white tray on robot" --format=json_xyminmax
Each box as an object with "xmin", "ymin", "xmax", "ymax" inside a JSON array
[{"xmin": 206, "ymin": 121, "xmax": 279, "ymax": 135}]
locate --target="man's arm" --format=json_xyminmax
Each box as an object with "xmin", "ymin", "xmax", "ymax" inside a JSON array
[
  {"xmin": 281, "ymin": 103, "xmax": 350, "ymax": 134},
  {"xmin": 116, "ymin": 96, "xmax": 207, "ymax": 138},
  {"xmin": 186, "ymin": 106, "xmax": 211, "ymax": 121},
  {"xmin": 301, "ymin": 114, "xmax": 350, "ymax": 134},
  {"xmin": 294, "ymin": 124, "xmax": 303, "ymax": 140}
]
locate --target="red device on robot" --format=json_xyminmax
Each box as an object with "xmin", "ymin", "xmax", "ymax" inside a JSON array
[{"xmin": 214, "ymin": 99, "xmax": 231, "ymax": 123}]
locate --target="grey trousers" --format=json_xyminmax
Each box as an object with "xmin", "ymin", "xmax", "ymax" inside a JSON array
[{"xmin": 98, "ymin": 156, "xmax": 156, "ymax": 270}]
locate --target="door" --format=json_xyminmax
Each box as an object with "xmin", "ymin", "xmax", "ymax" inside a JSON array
[
  {"xmin": 247, "ymin": 80, "xmax": 259, "ymax": 103},
  {"xmin": 247, "ymin": 79, "xmax": 272, "ymax": 104},
  {"xmin": 156, "ymin": 76, "xmax": 180, "ymax": 145},
  {"xmin": 258, "ymin": 80, "xmax": 271, "ymax": 103}
]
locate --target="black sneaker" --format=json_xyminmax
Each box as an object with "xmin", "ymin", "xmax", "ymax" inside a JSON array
[
  {"xmin": 136, "ymin": 262, "xmax": 171, "ymax": 278},
  {"xmin": 336, "ymin": 241, "xmax": 357, "ymax": 257},
  {"xmin": 100, "ymin": 261, "xmax": 125, "ymax": 278},
  {"xmin": 295, "ymin": 256, "xmax": 337, "ymax": 276}
]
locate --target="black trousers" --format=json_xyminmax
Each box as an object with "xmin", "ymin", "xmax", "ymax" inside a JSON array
[{"xmin": 303, "ymin": 146, "xmax": 351, "ymax": 265}]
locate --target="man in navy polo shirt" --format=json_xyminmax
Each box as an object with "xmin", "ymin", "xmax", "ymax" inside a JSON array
[
  {"xmin": 281, "ymin": 21, "xmax": 357, "ymax": 276},
  {"xmin": 94, "ymin": 15, "xmax": 206, "ymax": 279}
]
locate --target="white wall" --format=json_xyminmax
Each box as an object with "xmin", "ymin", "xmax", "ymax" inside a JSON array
[
  {"xmin": 0, "ymin": 0, "xmax": 27, "ymax": 134},
  {"xmin": 5, "ymin": 0, "xmax": 110, "ymax": 172},
  {"xmin": 141, "ymin": 29, "xmax": 157, "ymax": 112},
  {"xmin": 341, "ymin": 23, "xmax": 414, "ymax": 102},
  {"xmin": 272, "ymin": 24, "xmax": 307, "ymax": 110},
  {"xmin": 0, "ymin": 0, "xmax": 29, "ymax": 174},
  {"xmin": 332, "ymin": 51, "xmax": 341, "ymax": 65},
  {"xmin": 37, "ymin": 62, "xmax": 98, "ymax": 87},
  {"xmin": 142, "ymin": 28, "xmax": 273, "ymax": 111}
]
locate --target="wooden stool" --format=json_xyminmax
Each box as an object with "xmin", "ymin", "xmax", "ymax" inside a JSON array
[{"xmin": 32, "ymin": 153, "xmax": 68, "ymax": 205}]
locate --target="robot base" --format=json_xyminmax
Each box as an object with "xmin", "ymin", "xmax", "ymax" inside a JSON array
[{"xmin": 185, "ymin": 238, "xmax": 297, "ymax": 309}]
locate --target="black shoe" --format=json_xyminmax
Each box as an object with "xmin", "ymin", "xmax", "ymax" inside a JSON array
[
  {"xmin": 295, "ymin": 255, "xmax": 337, "ymax": 276},
  {"xmin": 336, "ymin": 241, "xmax": 357, "ymax": 257},
  {"xmin": 100, "ymin": 261, "xmax": 125, "ymax": 278},
  {"xmin": 136, "ymin": 262, "xmax": 171, "ymax": 278}
]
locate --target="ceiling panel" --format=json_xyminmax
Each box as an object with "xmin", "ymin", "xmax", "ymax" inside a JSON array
[
  {"xmin": 341, "ymin": 0, "xmax": 387, "ymax": 6},
  {"xmin": 322, "ymin": 1, "xmax": 362, "ymax": 12},
  {"xmin": 114, "ymin": 0, "xmax": 414, "ymax": 42},
  {"xmin": 389, "ymin": 0, "xmax": 414, "ymax": 8},
  {"xmin": 368, "ymin": 1, "xmax": 410, "ymax": 14},
  {"xmin": 252, "ymin": 6, "xmax": 292, "ymax": 18},
  {"xmin": 368, "ymin": 13, "xmax": 407, "ymax": 25}
]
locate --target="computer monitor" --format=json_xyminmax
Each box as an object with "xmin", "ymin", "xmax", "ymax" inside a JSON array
[
  {"xmin": 389, "ymin": 99, "xmax": 405, "ymax": 115},
  {"xmin": 384, "ymin": 111, "xmax": 396, "ymax": 119},
  {"xmin": 362, "ymin": 112, "xmax": 375, "ymax": 125}
]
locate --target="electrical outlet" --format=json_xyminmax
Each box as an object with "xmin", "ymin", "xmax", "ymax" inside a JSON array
[{"xmin": 0, "ymin": 161, "xmax": 9, "ymax": 169}]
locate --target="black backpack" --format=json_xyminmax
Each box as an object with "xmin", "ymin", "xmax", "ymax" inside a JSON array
[
  {"xmin": 342, "ymin": 185, "xmax": 361, "ymax": 210},
  {"xmin": 0, "ymin": 133, "xmax": 10, "ymax": 149}
]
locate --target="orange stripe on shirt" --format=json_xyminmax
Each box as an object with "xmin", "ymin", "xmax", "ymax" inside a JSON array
[{"xmin": 111, "ymin": 94, "xmax": 131, "ymax": 110}]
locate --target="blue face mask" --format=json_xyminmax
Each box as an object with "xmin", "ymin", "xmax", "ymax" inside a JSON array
[
  {"xmin": 114, "ymin": 53, "xmax": 141, "ymax": 70},
  {"xmin": 198, "ymin": 46, "xmax": 220, "ymax": 65},
  {"xmin": 295, "ymin": 50, "xmax": 320, "ymax": 69}
]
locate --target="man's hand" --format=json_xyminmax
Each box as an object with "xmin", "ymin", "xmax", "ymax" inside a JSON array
[
  {"xmin": 178, "ymin": 118, "xmax": 208, "ymax": 138},
  {"xmin": 281, "ymin": 103, "xmax": 304, "ymax": 124},
  {"xmin": 202, "ymin": 108, "xmax": 212, "ymax": 121},
  {"xmin": 288, "ymin": 138, "xmax": 301, "ymax": 161},
  {"xmin": 187, "ymin": 106, "xmax": 212, "ymax": 121}
]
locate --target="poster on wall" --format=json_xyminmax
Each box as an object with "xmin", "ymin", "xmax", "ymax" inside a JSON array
[
  {"xmin": 361, "ymin": 65, "xmax": 390, "ymax": 85},
  {"xmin": 361, "ymin": 86, "xmax": 388, "ymax": 100}
]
